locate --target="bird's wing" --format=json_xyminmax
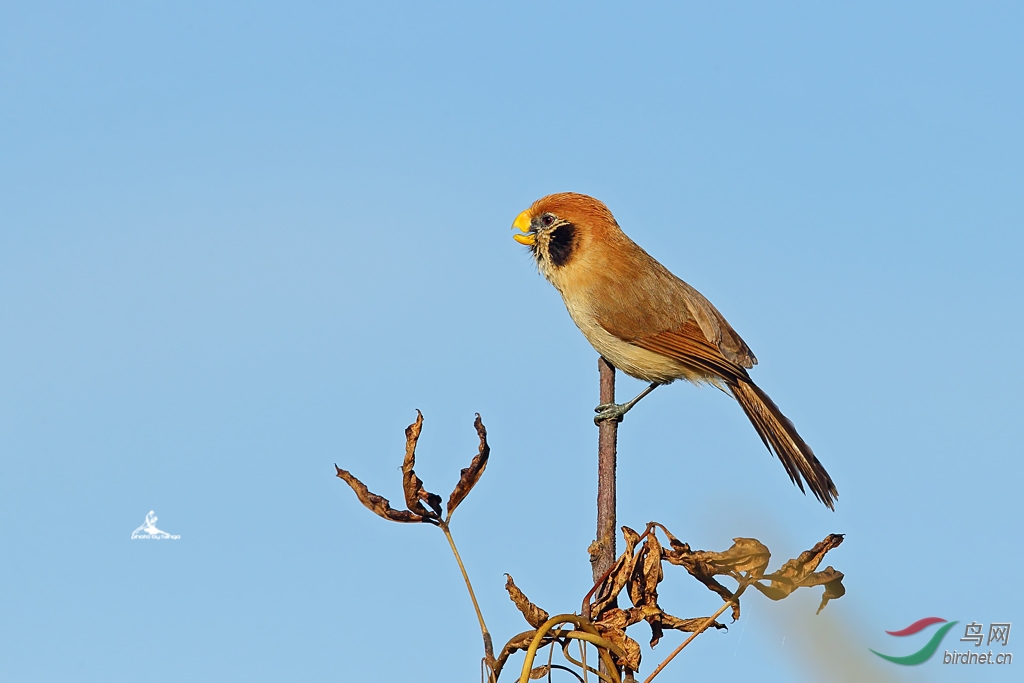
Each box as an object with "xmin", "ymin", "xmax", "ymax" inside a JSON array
[
  {"xmin": 672, "ymin": 280, "xmax": 758, "ymax": 369},
  {"xmin": 589, "ymin": 267, "xmax": 757, "ymax": 374},
  {"xmin": 584, "ymin": 245, "xmax": 757, "ymax": 369},
  {"xmin": 627, "ymin": 319, "xmax": 750, "ymax": 383}
]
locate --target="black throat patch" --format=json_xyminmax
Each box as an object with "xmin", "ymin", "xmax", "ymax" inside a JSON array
[{"xmin": 547, "ymin": 222, "xmax": 576, "ymax": 267}]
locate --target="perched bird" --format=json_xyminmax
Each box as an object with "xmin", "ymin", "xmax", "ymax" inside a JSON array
[{"xmin": 512, "ymin": 192, "xmax": 837, "ymax": 508}]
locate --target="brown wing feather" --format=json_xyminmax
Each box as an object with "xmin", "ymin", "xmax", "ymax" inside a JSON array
[{"xmin": 630, "ymin": 320, "xmax": 750, "ymax": 383}]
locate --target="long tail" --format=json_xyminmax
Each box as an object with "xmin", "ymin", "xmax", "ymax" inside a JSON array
[{"xmin": 729, "ymin": 379, "xmax": 837, "ymax": 509}]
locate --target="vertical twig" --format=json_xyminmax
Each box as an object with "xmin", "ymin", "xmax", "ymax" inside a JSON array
[{"xmin": 592, "ymin": 357, "xmax": 618, "ymax": 582}]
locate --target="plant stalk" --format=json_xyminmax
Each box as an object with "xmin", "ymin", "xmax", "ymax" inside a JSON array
[
  {"xmin": 440, "ymin": 522, "xmax": 494, "ymax": 676},
  {"xmin": 592, "ymin": 357, "xmax": 618, "ymax": 582},
  {"xmin": 642, "ymin": 601, "xmax": 732, "ymax": 683}
]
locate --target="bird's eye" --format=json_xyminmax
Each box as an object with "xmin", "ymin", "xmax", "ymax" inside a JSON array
[{"xmin": 541, "ymin": 214, "xmax": 555, "ymax": 227}]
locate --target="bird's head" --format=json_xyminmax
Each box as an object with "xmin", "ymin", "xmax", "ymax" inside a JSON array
[{"xmin": 511, "ymin": 193, "xmax": 621, "ymax": 281}]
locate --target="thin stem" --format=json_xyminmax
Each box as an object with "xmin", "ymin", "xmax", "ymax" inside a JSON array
[
  {"xmin": 440, "ymin": 522, "xmax": 494, "ymax": 675},
  {"xmin": 592, "ymin": 357, "xmax": 618, "ymax": 582},
  {"xmin": 642, "ymin": 601, "xmax": 732, "ymax": 683},
  {"xmin": 580, "ymin": 638, "xmax": 589, "ymax": 683}
]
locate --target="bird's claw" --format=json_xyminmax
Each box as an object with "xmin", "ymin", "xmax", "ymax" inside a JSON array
[{"xmin": 594, "ymin": 402, "xmax": 627, "ymax": 424}]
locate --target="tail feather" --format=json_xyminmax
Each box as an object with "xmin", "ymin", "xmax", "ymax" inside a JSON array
[{"xmin": 729, "ymin": 379, "xmax": 837, "ymax": 509}]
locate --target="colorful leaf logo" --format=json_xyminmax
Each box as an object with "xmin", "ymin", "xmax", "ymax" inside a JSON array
[{"xmin": 870, "ymin": 617, "xmax": 958, "ymax": 665}]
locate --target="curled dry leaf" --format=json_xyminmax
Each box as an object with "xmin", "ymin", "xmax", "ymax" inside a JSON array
[
  {"xmin": 594, "ymin": 622, "xmax": 642, "ymax": 672},
  {"xmin": 528, "ymin": 665, "xmax": 550, "ymax": 680},
  {"xmin": 495, "ymin": 631, "xmax": 537, "ymax": 674},
  {"xmin": 659, "ymin": 532, "xmax": 775, "ymax": 622},
  {"xmin": 644, "ymin": 607, "xmax": 730, "ymax": 648},
  {"xmin": 627, "ymin": 533, "xmax": 663, "ymax": 611},
  {"xmin": 753, "ymin": 534, "xmax": 846, "ymax": 613},
  {"xmin": 335, "ymin": 465, "xmax": 427, "ymax": 524},
  {"xmin": 591, "ymin": 526, "xmax": 643, "ymax": 617},
  {"xmin": 400, "ymin": 410, "xmax": 443, "ymax": 519},
  {"xmin": 446, "ymin": 414, "xmax": 490, "ymax": 517},
  {"xmin": 658, "ymin": 612, "xmax": 727, "ymax": 634},
  {"xmin": 505, "ymin": 575, "xmax": 550, "ymax": 629},
  {"xmin": 704, "ymin": 537, "xmax": 772, "ymax": 577},
  {"xmin": 816, "ymin": 570, "xmax": 847, "ymax": 614},
  {"xmin": 595, "ymin": 607, "xmax": 642, "ymax": 631},
  {"xmin": 662, "ymin": 546, "xmax": 739, "ymax": 620},
  {"xmin": 662, "ymin": 536, "xmax": 770, "ymax": 578}
]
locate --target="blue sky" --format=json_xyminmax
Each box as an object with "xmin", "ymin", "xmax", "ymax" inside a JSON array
[{"xmin": 1, "ymin": 2, "xmax": 1021, "ymax": 681}]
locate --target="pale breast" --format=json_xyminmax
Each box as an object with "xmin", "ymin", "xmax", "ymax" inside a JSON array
[{"xmin": 561, "ymin": 294, "xmax": 708, "ymax": 385}]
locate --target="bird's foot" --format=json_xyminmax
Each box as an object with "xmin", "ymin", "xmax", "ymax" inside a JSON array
[
  {"xmin": 593, "ymin": 383, "xmax": 660, "ymax": 425},
  {"xmin": 594, "ymin": 402, "xmax": 629, "ymax": 424}
]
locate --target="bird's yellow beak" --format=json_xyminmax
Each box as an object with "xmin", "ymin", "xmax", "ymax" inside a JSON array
[{"xmin": 511, "ymin": 209, "xmax": 536, "ymax": 245}]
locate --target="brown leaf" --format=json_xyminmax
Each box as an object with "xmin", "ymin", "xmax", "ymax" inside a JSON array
[
  {"xmin": 817, "ymin": 571, "xmax": 846, "ymax": 614},
  {"xmin": 622, "ymin": 526, "xmax": 641, "ymax": 551},
  {"xmin": 658, "ymin": 612, "xmax": 728, "ymax": 634},
  {"xmin": 658, "ymin": 535, "xmax": 771, "ymax": 622},
  {"xmin": 777, "ymin": 534, "xmax": 843, "ymax": 578},
  {"xmin": 633, "ymin": 605, "xmax": 728, "ymax": 648},
  {"xmin": 505, "ymin": 575, "xmax": 550, "ymax": 629},
  {"xmin": 662, "ymin": 542, "xmax": 739, "ymax": 619},
  {"xmin": 595, "ymin": 607, "xmax": 646, "ymax": 631},
  {"xmin": 528, "ymin": 665, "xmax": 550, "ymax": 680},
  {"xmin": 651, "ymin": 522, "xmax": 687, "ymax": 552},
  {"xmin": 595, "ymin": 622, "xmax": 642, "ymax": 672},
  {"xmin": 335, "ymin": 465, "xmax": 427, "ymax": 523},
  {"xmin": 400, "ymin": 411, "xmax": 442, "ymax": 519},
  {"xmin": 592, "ymin": 526, "xmax": 643, "ymax": 617},
  {"xmin": 648, "ymin": 619, "xmax": 664, "ymax": 649},
  {"xmin": 495, "ymin": 631, "xmax": 536, "ymax": 674},
  {"xmin": 753, "ymin": 534, "xmax": 846, "ymax": 612},
  {"xmin": 705, "ymin": 538, "xmax": 772, "ymax": 577},
  {"xmin": 446, "ymin": 414, "xmax": 490, "ymax": 517},
  {"xmin": 628, "ymin": 533, "xmax": 663, "ymax": 610}
]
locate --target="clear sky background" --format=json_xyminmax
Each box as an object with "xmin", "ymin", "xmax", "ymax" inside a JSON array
[{"xmin": 2, "ymin": 2, "xmax": 1021, "ymax": 682}]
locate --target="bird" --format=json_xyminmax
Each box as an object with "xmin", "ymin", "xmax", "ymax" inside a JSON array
[{"xmin": 511, "ymin": 192, "xmax": 837, "ymax": 508}]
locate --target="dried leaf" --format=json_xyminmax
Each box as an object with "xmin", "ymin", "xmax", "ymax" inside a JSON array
[
  {"xmin": 753, "ymin": 534, "xmax": 846, "ymax": 612},
  {"xmin": 595, "ymin": 623, "xmax": 642, "ymax": 672},
  {"xmin": 595, "ymin": 607, "xmax": 645, "ymax": 631},
  {"xmin": 648, "ymin": 619, "xmax": 664, "ymax": 649},
  {"xmin": 658, "ymin": 612, "xmax": 728, "ymax": 634},
  {"xmin": 627, "ymin": 533, "xmax": 663, "ymax": 610},
  {"xmin": 446, "ymin": 414, "xmax": 490, "ymax": 516},
  {"xmin": 817, "ymin": 571, "xmax": 846, "ymax": 614},
  {"xmin": 705, "ymin": 538, "xmax": 771, "ymax": 577},
  {"xmin": 495, "ymin": 631, "xmax": 537, "ymax": 673},
  {"xmin": 528, "ymin": 665, "xmax": 550, "ymax": 680},
  {"xmin": 622, "ymin": 526, "xmax": 641, "ymax": 551},
  {"xmin": 773, "ymin": 534, "xmax": 843, "ymax": 581},
  {"xmin": 662, "ymin": 542, "xmax": 739, "ymax": 619},
  {"xmin": 592, "ymin": 526, "xmax": 643, "ymax": 617},
  {"xmin": 335, "ymin": 465, "xmax": 427, "ymax": 523},
  {"xmin": 505, "ymin": 575, "xmax": 549, "ymax": 629},
  {"xmin": 650, "ymin": 522, "xmax": 690, "ymax": 554},
  {"xmin": 400, "ymin": 411, "xmax": 442, "ymax": 519},
  {"xmin": 658, "ymin": 535, "xmax": 772, "ymax": 622},
  {"xmin": 633, "ymin": 604, "xmax": 728, "ymax": 648}
]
